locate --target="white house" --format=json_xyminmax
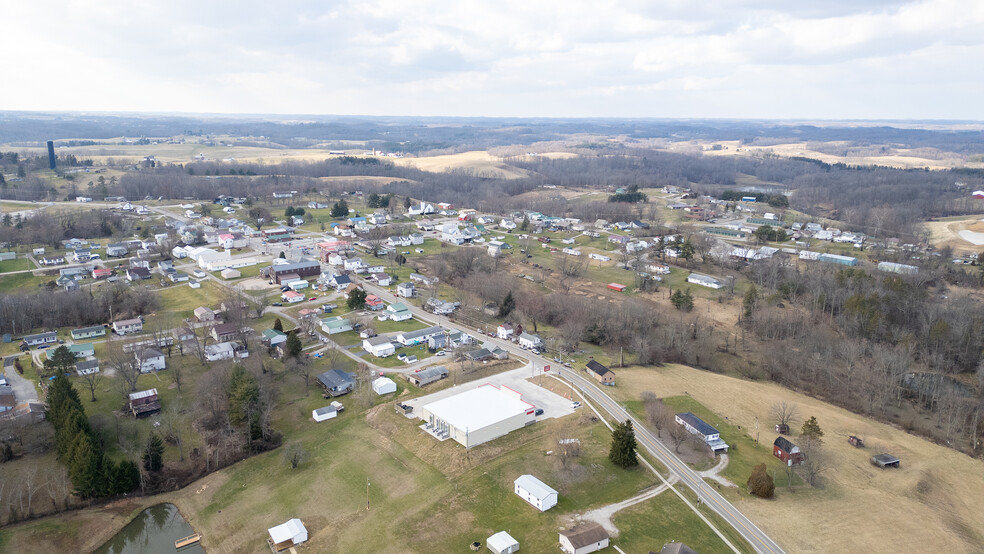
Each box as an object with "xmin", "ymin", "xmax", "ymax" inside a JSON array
[
  {"xmin": 514, "ymin": 474, "xmax": 558, "ymax": 511},
  {"xmin": 205, "ymin": 342, "xmax": 236, "ymax": 362},
  {"xmin": 327, "ymin": 252, "xmax": 345, "ymax": 266},
  {"xmin": 407, "ymin": 202, "xmax": 436, "ymax": 216},
  {"xmin": 344, "ymin": 257, "xmax": 368, "ymax": 273},
  {"xmin": 282, "ymin": 290, "xmax": 305, "ymax": 303},
  {"xmin": 386, "ymin": 302, "xmax": 413, "ymax": 322},
  {"xmin": 687, "ymin": 273, "xmax": 723, "ymax": 289},
  {"xmin": 363, "ymin": 336, "xmax": 396, "ymax": 358},
  {"xmin": 559, "ymin": 523, "xmax": 610, "ymax": 554},
  {"xmin": 497, "ymin": 323, "xmax": 514, "ymax": 340},
  {"xmin": 588, "ymin": 253, "xmax": 610, "ymax": 262},
  {"xmin": 500, "ymin": 218, "xmax": 517, "ymax": 230},
  {"xmin": 113, "ymin": 318, "xmax": 143, "ymax": 335},
  {"xmin": 372, "ymin": 376, "xmax": 397, "ymax": 395},
  {"xmin": 518, "ymin": 332, "xmax": 543, "ymax": 350},
  {"xmin": 487, "ymin": 531, "xmax": 520, "ymax": 554},
  {"xmin": 267, "ymin": 519, "xmax": 308, "ymax": 549},
  {"xmin": 396, "ymin": 282, "xmax": 415, "ymax": 298},
  {"xmin": 135, "ymin": 349, "xmax": 166, "ymax": 373}
]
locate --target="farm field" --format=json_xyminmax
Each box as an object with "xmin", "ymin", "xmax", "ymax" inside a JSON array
[
  {"xmin": 607, "ymin": 364, "xmax": 984, "ymax": 553},
  {"xmin": 394, "ymin": 150, "xmax": 531, "ymax": 179}
]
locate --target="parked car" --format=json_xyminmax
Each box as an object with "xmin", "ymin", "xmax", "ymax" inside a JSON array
[
  {"xmin": 534, "ymin": 408, "xmax": 544, "ymax": 416},
  {"xmin": 271, "ymin": 302, "xmax": 283, "ymax": 307},
  {"xmin": 570, "ymin": 401, "xmax": 581, "ymax": 409},
  {"xmin": 436, "ymin": 350, "xmax": 445, "ymax": 356}
]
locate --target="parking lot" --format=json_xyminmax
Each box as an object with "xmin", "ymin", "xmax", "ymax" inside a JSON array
[{"xmin": 402, "ymin": 364, "xmax": 576, "ymax": 421}]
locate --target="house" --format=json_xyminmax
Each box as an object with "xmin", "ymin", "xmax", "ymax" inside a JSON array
[
  {"xmin": 773, "ymin": 436, "xmax": 804, "ymax": 465},
  {"xmin": 365, "ymin": 294, "xmax": 384, "ymax": 310},
  {"xmin": 312, "ymin": 405, "xmax": 337, "ymax": 422},
  {"xmin": 660, "ymin": 543, "xmax": 699, "ymax": 554},
  {"xmin": 486, "ymin": 531, "xmax": 520, "ymax": 554},
  {"xmin": 204, "ymin": 342, "xmax": 236, "ymax": 362},
  {"xmin": 343, "ymin": 257, "xmax": 367, "ymax": 272},
  {"xmin": 271, "ymin": 260, "xmax": 321, "ymax": 283},
  {"xmin": 71, "ymin": 326, "xmax": 106, "ymax": 340},
  {"xmin": 407, "ymin": 202, "xmax": 435, "ymax": 216},
  {"xmin": 500, "ymin": 218, "xmax": 517, "ymax": 230},
  {"xmin": 402, "ymin": 367, "xmax": 446, "ymax": 388},
  {"xmin": 328, "ymin": 273, "xmax": 352, "ymax": 291},
  {"xmin": 373, "ymin": 273, "xmax": 392, "ymax": 286},
  {"xmin": 129, "ymin": 389, "xmax": 161, "ymax": 417},
  {"xmin": 675, "ymin": 412, "xmax": 729, "ymax": 453},
  {"xmin": 559, "ymin": 522, "xmax": 610, "ymax": 554},
  {"xmin": 126, "ymin": 267, "xmax": 152, "ymax": 281},
  {"xmin": 372, "ymin": 376, "xmax": 397, "ymax": 395},
  {"xmin": 135, "ymin": 349, "xmax": 166, "ymax": 373},
  {"xmin": 496, "ymin": 323, "xmax": 514, "ymax": 340},
  {"xmin": 46, "ymin": 343, "xmax": 94, "ymax": 360},
  {"xmin": 588, "ymin": 253, "xmax": 610, "ymax": 262},
  {"xmin": 409, "ymin": 233, "xmax": 424, "ymax": 245},
  {"xmin": 363, "ymin": 336, "xmax": 396, "ymax": 357},
  {"xmin": 607, "ymin": 282, "xmax": 626, "ymax": 292},
  {"xmin": 282, "ymin": 290, "xmax": 304, "ymax": 303},
  {"xmin": 514, "ymin": 474, "xmax": 558, "ymax": 511},
  {"xmin": 321, "ymin": 316, "xmax": 353, "ymax": 335},
  {"xmin": 113, "ymin": 318, "xmax": 143, "ymax": 335},
  {"xmin": 317, "ymin": 369, "xmax": 356, "ymax": 396},
  {"xmin": 586, "ymin": 360, "xmax": 615, "ymax": 385},
  {"xmin": 267, "ymin": 519, "xmax": 308, "ymax": 551},
  {"xmin": 262, "ymin": 329, "xmax": 288, "ymax": 347},
  {"xmin": 211, "ymin": 323, "xmax": 242, "ymax": 343},
  {"xmin": 106, "ymin": 243, "xmax": 128, "ymax": 257},
  {"xmin": 427, "ymin": 333, "xmax": 447, "ymax": 350},
  {"xmin": 194, "ymin": 306, "xmax": 216, "ymax": 321},
  {"xmin": 687, "ymin": 273, "xmax": 722, "ymax": 289},
  {"xmin": 518, "ymin": 332, "xmax": 543, "ymax": 350},
  {"xmin": 397, "ymin": 281, "xmax": 415, "ymax": 298},
  {"xmin": 168, "ymin": 271, "xmax": 190, "ymax": 283},
  {"xmin": 75, "ymin": 359, "xmax": 100, "ymax": 376},
  {"xmin": 396, "ymin": 325, "xmax": 444, "ymax": 346}
]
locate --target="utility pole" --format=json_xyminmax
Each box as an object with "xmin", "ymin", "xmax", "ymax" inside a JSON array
[{"xmin": 366, "ymin": 477, "xmax": 370, "ymax": 510}]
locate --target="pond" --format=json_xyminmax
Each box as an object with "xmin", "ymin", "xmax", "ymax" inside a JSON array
[{"xmin": 95, "ymin": 503, "xmax": 204, "ymax": 554}]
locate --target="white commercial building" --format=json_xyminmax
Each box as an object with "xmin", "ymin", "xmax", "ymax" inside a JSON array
[
  {"xmin": 418, "ymin": 384, "xmax": 535, "ymax": 448},
  {"xmin": 514, "ymin": 474, "xmax": 558, "ymax": 511}
]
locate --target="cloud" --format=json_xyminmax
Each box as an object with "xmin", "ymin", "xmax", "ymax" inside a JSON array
[{"xmin": 0, "ymin": 0, "xmax": 982, "ymax": 119}]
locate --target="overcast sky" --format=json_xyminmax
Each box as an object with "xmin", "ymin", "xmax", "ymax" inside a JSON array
[{"xmin": 3, "ymin": 0, "xmax": 982, "ymax": 119}]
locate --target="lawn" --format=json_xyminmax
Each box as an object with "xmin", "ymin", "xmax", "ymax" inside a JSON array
[
  {"xmin": 152, "ymin": 280, "xmax": 227, "ymax": 321},
  {"xmin": 613, "ymin": 489, "xmax": 737, "ymax": 553},
  {"xmin": 0, "ymin": 257, "xmax": 34, "ymax": 273},
  {"xmin": 210, "ymin": 264, "xmax": 263, "ymax": 280},
  {"xmin": 0, "ymin": 272, "xmax": 49, "ymax": 293}
]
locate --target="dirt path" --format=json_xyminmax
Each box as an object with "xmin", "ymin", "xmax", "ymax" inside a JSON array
[
  {"xmin": 579, "ymin": 479, "xmax": 677, "ymax": 535},
  {"xmin": 697, "ymin": 454, "xmax": 736, "ymax": 487}
]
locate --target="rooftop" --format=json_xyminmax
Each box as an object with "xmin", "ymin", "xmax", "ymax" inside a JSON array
[
  {"xmin": 514, "ymin": 474, "xmax": 557, "ymax": 501},
  {"xmin": 676, "ymin": 412, "xmax": 719, "ymax": 437},
  {"xmin": 423, "ymin": 384, "xmax": 532, "ymax": 432}
]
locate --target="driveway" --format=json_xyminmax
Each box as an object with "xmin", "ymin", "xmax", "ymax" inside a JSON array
[{"xmin": 3, "ymin": 355, "xmax": 39, "ymax": 402}]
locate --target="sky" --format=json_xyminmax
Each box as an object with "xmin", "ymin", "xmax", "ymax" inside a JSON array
[{"xmin": 3, "ymin": 0, "xmax": 983, "ymax": 120}]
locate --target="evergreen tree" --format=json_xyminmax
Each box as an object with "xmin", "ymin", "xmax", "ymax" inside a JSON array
[
  {"xmin": 520, "ymin": 216, "xmax": 529, "ymax": 231},
  {"xmin": 285, "ymin": 206, "xmax": 296, "ymax": 217},
  {"xmin": 273, "ymin": 318, "xmax": 284, "ymax": 332},
  {"xmin": 367, "ymin": 193, "xmax": 381, "ymax": 208},
  {"xmin": 743, "ymin": 284, "xmax": 758, "ymax": 319},
  {"xmin": 284, "ymin": 331, "xmax": 303, "ymax": 358},
  {"xmin": 227, "ymin": 366, "xmax": 263, "ymax": 439},
  {"xmin": 279, "ymin": 251, "xmax": 286, "ymax": 259},
  {"xmin": 116, "ymin": 460, "xmax": 141, "ymax": 493},
  {"xmin": 403, "ymin": 196, "xmax": 412, "ymax": 209},
  {"xmin": 43, "ymin": 345, "xmax": 77, "ymax": 378},
  {"xmin": 498, "ymin": 291, "xmax": 516, "ymax": 318},
  {"xmin": 69, "ymin": 433, "xmax": 104, "ymax": 498},
  {"xmin": 671, "ymin": 289, "xmax": 694, "ymax": 312},
  {"xmin": 142, "ymin": 434, "xmax": 165, "ymax": 472},
  {"xmin": 331, "ymin": 199, "xmax": 349, "ymax": 218},
  {"xmin": 801, "ymin": 416, "xmax": 824, "ymax": 443},
  {"xmin": 608, "ymin": 420, "xmax": 639, "ymax": 468},
  {"xmin": 347, "ymin": 288, "xmax": 368, "ymax": 310}
]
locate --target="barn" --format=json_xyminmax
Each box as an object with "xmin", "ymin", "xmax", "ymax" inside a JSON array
[{"xmin": 773, "ymin": 436, "xmax": 804, "ymax": 465}]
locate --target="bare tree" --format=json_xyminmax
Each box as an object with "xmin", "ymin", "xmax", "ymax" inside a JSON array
[
  {"xmin": 186, "ymin": 320, "xmax": 216, "ymax": 364},
  {"xmin": 282, "ymin": 442, "xmax": 308, "ymax": 469},
  {"xmin": 668, "ymin": 421, "xmax": 689, "ymax": 453},
  {"xmin": 77, "ymin": 364, "xmax": 103, "ymax": 402},
  {"xmin": 771, "ymin": 401, "xmax": 800, "ymax": 429},
  {"xmin": 797, "ymin": 439, "xmax": 828, "ymax": 487},
  {"xmin": 643, "ymin": 393, "xmax": 672, "ymax": 438},
  {"xmin": 106, "ymin": 342, "xmax": 141, "ymax": 396},
  {"xmin": 285, "ymin": 356, "xmax": 314, "ymax": 388}
]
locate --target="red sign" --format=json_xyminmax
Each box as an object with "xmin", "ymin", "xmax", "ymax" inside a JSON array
[{"xmin": 544, "ymin": 365, "xmax": 550, "ymax": 372}]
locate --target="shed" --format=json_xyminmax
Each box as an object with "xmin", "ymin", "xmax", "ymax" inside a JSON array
[
  {"xmin": 313, "ymin": 406, "xmax": 338, "ymax": 422},
  {"xmin": 487, "ymin": 531, "xmax": 519, "ymax": 554},
  {"xmin": 559, "ymin": 522, "xmax": 610, "ymax": 554},
  {"xmin": 372, "ymin": 376, "xmax": 397, "ymax": 395},
  {"xmin": 514, "ymin": 474, "xmax": 558, "ymax": 511},
  {"xmin": 773, "ymin": 436, "xmax": 804, "ymax": 465},
  {"xmin": 407, "ymin": 366, "xmax": 448, "ymax": 387},
  {"xmin": 129, "ymin": 389, "xmax": 161, "ymax": 417},
  {"xmin": 267, "ymin": 518, "xmax": 308, "ymax": 551},
  {"xmin": 585, "ymin": 360, "xmax": 615, "ymax": 386},
  {"xmin": 871, "ymin": 453, "xmax": 901, "ymax": 468},
  {"xmin": 220, "ymin": 268, "xmax": 241, "ymax": 279}
]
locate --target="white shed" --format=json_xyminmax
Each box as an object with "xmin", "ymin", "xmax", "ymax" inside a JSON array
[
  {"xmin": 487, "ymin": 531, "xmax": 520, "ymax": 554},
  {"xmin": 312, "ymin": 406, "xmax": 337, "ymax": 422},
  {"xmin": 220, "ymin": 268, "xmax": 241, "ymax": 279},
  {"xmin": 268, "ymin": 518, "xmax": 308, "ymax": 549},
  {"xmin": 514, "ymin": 474, "xmax": 558, "ymax": 511},
  {"xmin": 372, "ymin": 376, "xmax": 397, "ymax": 395}
]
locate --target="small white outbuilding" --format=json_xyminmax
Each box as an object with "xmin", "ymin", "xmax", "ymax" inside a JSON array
[
  {"xmin": 372, "ymin": 376, "xmax": 397, "ymax": 395},
  {"xmin": 220, "ymin": 268, "xmax": 241, "ymax": 279},
  {"xmin": 267, "ymin": 518, "xmax": 308, "ymax": 549},
  {"xmin": 312, "ymin": 406, "xmax": 337, "ymax": 422},
  {"xmin": 487, "ymin": 531, "xmax": 520, "ymax": 554},
  {"xmin": 514, "ymin": 474, "xmax": 558, "ymax": 511}
]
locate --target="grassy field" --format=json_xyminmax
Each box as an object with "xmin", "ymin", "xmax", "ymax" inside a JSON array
[
  {"xmin": 152, "ymin": 280, "xmax": 228, "ymax": 321},
  {"xmin": 605, "ymin": 364, "xmax": 984, "ymax": 553},
  {"xmin": 0, "ymin": 272, "xmax": 49, "ymax": 293},
  {"xmin": 613, "ymin": 490, "xmax": 735, "ymax": 553},
  {"xmin": 0, "ymin": 257, "xmax": 34, "ymax": 273}
]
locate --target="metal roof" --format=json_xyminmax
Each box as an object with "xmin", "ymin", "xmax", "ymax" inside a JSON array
[
  {"xmin": 676, "ymin": 412, "xmax": 719, "ymax": 437},
  {"xmin": 560, "ymin": 522, "xmax": 609, "ymax": 549},
  {"xmin": 317, "ymin": 369, "xmax": 355, "ymax": 390},
  {"xmin": 774, "ymin": 436, "xmax": 797, "ymax": 452},
  {"xmin": 129, "ymin": 388, "xmax": 158, "ymax": 401},
  {"xmin": 399, "ymin": 325, "xmax": 443, "ymax": 341},
  {"xmin": 423, "ymin": 384, "xmax": 532, "ymax": 433},
  {"xmin": 586, "ymin": 360, "xmax": 611, "ymax": 376},
  {"xmin": 514, "ymin": 474, "xmax": 557, "ymax": 501}
]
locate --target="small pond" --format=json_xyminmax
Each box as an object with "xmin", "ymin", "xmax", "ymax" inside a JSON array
[{"xmin": 95, "ymin": 503, "xmax": 204, "ymax": 554}]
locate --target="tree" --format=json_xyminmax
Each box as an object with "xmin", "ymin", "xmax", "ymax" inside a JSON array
[
  {"xmin": 801, "ymin": 416, "xmax": 824, "ymax": 443},
  {"xmin": 667, "ymin": 420, "xmax": 690, "ymax": 452},
  {"xmin": 42, "ymin": 345, "xmax": 76, "ymax": 379},
  {"xmin": 498, "ymin": 290, "xmax": 516, "ymax": 318},
  {"xmin": 273, "ymin": 318, "xmax": 284, "ymax": 333},
  {"xmin": 367, "ymin": 193, "xmax": 382, "ymax": 208},
  {"xmin": 520, "ymin": 216, "xmax": 529, "ymax": 231},
  {"xmin": 608, "ymin": 420, "xmax": 639, "ymax": 468},
  {"xmin": 284, "ymin": 331, "xmax": 303, "ymax": 359},
  {"xmin": 643, "ymin": 393, "xmax": 672, "ymax": 438},
  {"xmin": 747, "ymin": 463, "xmax": 775, "ymax": 498},
  {"xmin": 403, "ymin": 196, "xmax": 412, "ymax": 209},
  {"xmin": 285, "ymin": 206, "xmax": 296, "ymax": 217},
  {"xmin": 394, "ymin": 254, "xmax": 407, "ymax": 266},
  {"xmin": 347, "ymin": 288, "xmax": 368, "ymax": 310},
  {"xmin": 798, "ymin": 440, "xmax": 827, "ymax": 487},
  {"xmin": 247, "ymin": 206, "xmax": 272, "ymax": 230},
  {"xmin": 671, "ymin": 289, "xmax": 694, "ymax": 312},
  {"xmin": 331, "ymin": 200, "xmax": 349, "ymax": 218},
  {"xmin": 771, "ymin": 401, "xmax": 799, "ymax": 430},
  {"xmin": 142, "ymin": 434, "xmax": 164, "ymax": 472},
  {"xmin": 743, "ymin": 284, "xmax": 758, "ymax": 319},
  {"xmin": 78, "ymin": 363, "xmax": 103, "ymax": 402},
  {"xmin": 282, "ymin": 442, "xmax": 308, "ymax": 469}
]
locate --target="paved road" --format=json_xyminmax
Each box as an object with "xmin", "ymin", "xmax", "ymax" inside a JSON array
[
  {"xmin": 2, "ymin": 355, "xmax": 38, "ymax": 402},
  {"xmin": 557, "ymin": 366, "xmax": 784, "ymax": 554}
]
